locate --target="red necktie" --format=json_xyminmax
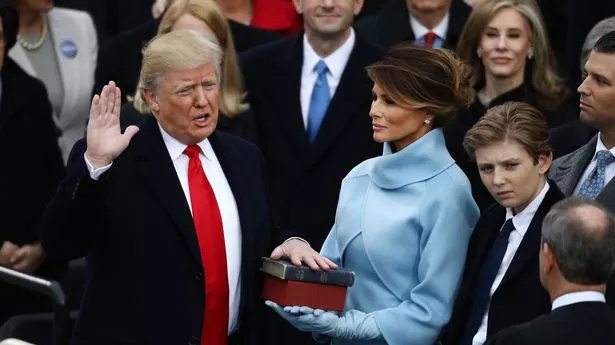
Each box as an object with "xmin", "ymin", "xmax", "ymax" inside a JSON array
[
  {"xmin": 425, "ymin": 31, "xmax": 438, "ymax": 48},
  {"xmin": 184, "ymin": 145, "xmax": 229, "ymax": 345}
]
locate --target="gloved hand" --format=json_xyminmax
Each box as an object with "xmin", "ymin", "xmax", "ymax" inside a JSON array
[{"xmin": 265, "ymin": 300, "xmax": 383, "ymax": 341}]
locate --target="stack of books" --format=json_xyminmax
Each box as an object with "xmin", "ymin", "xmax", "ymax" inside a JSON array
[{"xmin": 260, "ymin": 257, "xmax": 356, "ymax": 311}]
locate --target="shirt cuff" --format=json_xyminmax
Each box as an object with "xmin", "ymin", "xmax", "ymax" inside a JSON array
[
  {"xmin": 84, "ymin": 152, "xmax": 112, "ymax": 181},
  {"xmin": 283, "ymin": 237, "xmax": 310, "ymax": 247}
]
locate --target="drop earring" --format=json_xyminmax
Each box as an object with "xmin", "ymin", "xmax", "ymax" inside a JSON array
[
  {"xmin": 528, "ymin": 51, "xmax": 534, "ymax": 60},
  {"xmin": 476, "ymin": 48, "xmax": 483, "ymax": 58},
  {"xmin": 424, "ymin": 119, "xmax": 432, "ymax": 125}
]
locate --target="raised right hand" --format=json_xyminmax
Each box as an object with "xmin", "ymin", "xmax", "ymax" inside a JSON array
[{"xmin": 86, "ymin": 81, "xmax": 139, "ymax": 168}]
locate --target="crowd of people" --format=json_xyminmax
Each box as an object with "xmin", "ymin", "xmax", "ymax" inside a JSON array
[{"xmin": 1, "ymin": 0, "xmax": 615, "ymax": 345}]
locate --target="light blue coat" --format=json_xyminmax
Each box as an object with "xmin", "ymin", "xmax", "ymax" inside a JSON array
[{"xmin": 320, "ymin": 129, "xmax": 480, "ymax": 345}]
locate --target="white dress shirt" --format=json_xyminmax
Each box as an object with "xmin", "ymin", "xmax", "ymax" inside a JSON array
[
  {"xmin": 300, "ymin": 28, "xmax": 356, "ymax": 128},
  {"xmin": 573, "ymin": 134, "xmax": 615, "ymax": 195},
  {"xmin": 552, "ymin": 291, "xmax": 605, "ymax": 310},
  {"xmin": 85, "ymin": 123, "xmax": 242, "ymax": 334},
  {"xmin": 472, "ymin": 182, "xmax": 550, "ymax": 345},
  {"xmin": 409, "ymin": 11, "xmax": 450, "ymax": 48}
]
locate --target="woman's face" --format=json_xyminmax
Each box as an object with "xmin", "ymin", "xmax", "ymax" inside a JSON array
[
  {"xmin": 19, "ymin": 0, "xmax": 54, "ymax": 13},
  {"xmin": 171, "ymin": 13, "xmax": 215, "ymax": 38},
  {"xmin": 479, "ymin": 8, "xmax": 533, "ymax": 83},
  {"xmin": 474, "ymin": 139, "xmax": 551, "ymax": 214},
  {"xmin": 369, "ymin": 82, "xmax": 433, "ymax": 151}
]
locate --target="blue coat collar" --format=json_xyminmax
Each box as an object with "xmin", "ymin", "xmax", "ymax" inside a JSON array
[{"xmin": 368, "ymin": 128, "xmax": 455, "ymax": 189}]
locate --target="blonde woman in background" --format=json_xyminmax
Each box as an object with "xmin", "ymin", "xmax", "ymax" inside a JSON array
[
  {"xmin": 122, "ymin": 0, "xmax": 257, "ymax": 143},
  {"xmin": 9, "ymin": 0, "xmax": 97, "ymax": 163}
]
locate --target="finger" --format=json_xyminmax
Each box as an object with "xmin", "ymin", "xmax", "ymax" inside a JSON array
[
  {"xmin": 106, "ymin": 82, "xmax": 117, "ymax": 115},
  {"xmin": 90, "ymin": 94, "xmax": 100, "ymax": 120},
  {"xmin": 122, "ymin": 125, "xmax": 140, "ymax": 142},
  {"xmin": 301, "ymin": 255, "xmax": 321, "ymax": 271},
  {"xmin": 12, "ymin": 260, "xmax": 31, "ymax": 272},
  {"xmin": 313, "ymin": 309, "xmax": 325, "ymax": 316},
  {"xmin": 99, "ymin": 85, "xmax": 109, "ymax": 117},
  {"xmin": 298, "ymin": 306, "xmax": 315, "ymax": 314},
  {"xmin": 323, "ymin": 257, "xmax": 338, "ymax": 269},
  {"xmin": 270, "ymin": 246, "xmax": 283, "ymax": 260},
  {"xmin": 10, "ymin": 248, "xmax": 27, "ymax": 265},
  {"xmin": 313, "ymin": 255, "xmax": 332, "ymax": 271},
  {"xmin": 112, "ymin": 83, "xmax": 121, "ymax": 118},
  {"xmin": 265, "ymin": 301, "xmax": 286, "ymax": 315}
]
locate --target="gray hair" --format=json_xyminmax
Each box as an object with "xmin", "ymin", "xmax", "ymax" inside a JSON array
[
  {"xmin": 580, "ymin": 17, "xmax": 615, "ymax": 71},
  {"xmin": 542, "ymin": 197, "xmax": 615, "ymax": 285},
  {"xmin": 133, "ymin": 29, "xmax": 223, "ymax": 113}
]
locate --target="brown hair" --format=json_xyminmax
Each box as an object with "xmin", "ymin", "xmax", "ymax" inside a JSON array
[
  {"xmin": 463, "ymin": 101, "xmax": 551, "ymax": 161},
  {"xmin": 456, "ymin": 0, "xmax": 568, "ymax": 110},
  {"xmin": 366, "ymin": 43, "xmax": 475, "ymax": 128},
  {"xmin": 133, "ymin": 0, "xmax": 248, "ymax": 117}
]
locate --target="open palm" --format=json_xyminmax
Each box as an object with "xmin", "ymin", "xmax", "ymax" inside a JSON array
[{"xmin": 86, "ymin": 81, "xmax": 139, "ymax": 168}]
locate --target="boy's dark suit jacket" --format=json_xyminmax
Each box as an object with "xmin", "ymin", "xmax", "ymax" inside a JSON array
[
  {"xmin": 486, "ymin": 302, "xmax": 615, "ymax": 345},
  {"xmin": 441, "ymin": 183, "xmax": 564, "ymax": 344},
  {"xmin": 40, "ymin": 116, "xmax": 283, "ymax": 345}
]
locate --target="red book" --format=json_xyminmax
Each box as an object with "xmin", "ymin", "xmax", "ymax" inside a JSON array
[{"xmin": 262, "ymin": 275, "xmax": 347, "ymax": 311}]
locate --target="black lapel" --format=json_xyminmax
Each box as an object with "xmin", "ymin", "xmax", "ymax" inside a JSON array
[
  {"xmin": 375, "ymin": 0, "xmax": 414, "ymax": 48},
  {"xmin": 498, "ymin": 183, "xmax": 565, "ymax": 287},
  {"xmin": 273, "ymin": 35, "xmax": 310, "ymax": 152},
  {"xmin": 553, "ymin": 135, "xmax": 597, "ymax": 195},
  {"xmin": 135, "ymin": 117, "xmax": 202, "ymax": 265},
  {"xmin": 304, "ymin": 34, "xmax": 381, "ymax": 166}
]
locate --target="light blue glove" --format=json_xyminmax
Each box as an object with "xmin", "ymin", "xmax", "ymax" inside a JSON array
[{"xmin": 265, "ymin": 300, "xmax": 383, "ymax": 341}]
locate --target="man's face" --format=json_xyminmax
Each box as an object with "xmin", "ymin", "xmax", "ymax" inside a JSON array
[
  {"xmin": 146, "ymin": 63, "xmax": 219, "ymax": 145},
  {"xmin": 578, "ymin": 51, "xmax": 615, "ymax": 131},
  {"xmin": 294, "ymin": 0, "xmax": 363, "ymax": 38}
]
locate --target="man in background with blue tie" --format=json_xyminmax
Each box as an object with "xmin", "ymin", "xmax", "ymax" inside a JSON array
[
  {"xmin": 355, "ymin": 0, "xmax": 471, "ymax": 50},
  {"xmin": 240, "ymin": 1, "xmax": 382, "ymax": 344},
  {"xmin": 549, "ymin": 30, "xmax": 615, "ymax": 307}
]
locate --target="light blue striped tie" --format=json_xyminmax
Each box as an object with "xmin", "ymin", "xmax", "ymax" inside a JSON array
[
  {"xmin": 577, "ymin": 150, "xmax": 615, "ymax": 199},
  {"xmin": 307, "ymin": 60, "xmax": 330, "ymax": 143}
]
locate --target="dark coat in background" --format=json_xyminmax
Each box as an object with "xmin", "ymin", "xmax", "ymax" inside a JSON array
[{"xmin": 355, "ymin": 0, "xmax": 471, "ymax": 50}]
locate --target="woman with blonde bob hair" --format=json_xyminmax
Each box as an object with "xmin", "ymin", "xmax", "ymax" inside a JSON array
[
  {"xmin": 445, "ymin": 0, "xmax": 576, "ymax": 210},
  {"xmin": 125, "ymin": 0, "xmax": 256, "ymax": 142}
]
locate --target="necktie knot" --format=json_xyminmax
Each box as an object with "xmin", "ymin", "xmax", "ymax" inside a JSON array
[
  {"xmin": 596, "ymin": 150, "xmax": 615, "ymax": 167},
  {"xmin": 315, "ymin": 60, "xmax": 328, "ymax": 76},
  {"xmin": 424, "ymin": 31, "xmax": 438, "ymax": 47},
  {"xmin": 183, "ymin": 144, "xmax": 201, "ymax": 159}
]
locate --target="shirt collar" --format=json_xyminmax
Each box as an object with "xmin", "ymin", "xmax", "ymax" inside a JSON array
[
  {"xmin": 552, "ymin": 291, "xmax": 605, "ymax": 310},
  {"xmin": 409, "ymin": 11, "xmax": 450, "ymax": 40},
  {"xmin": 505, "ymin": 181, "xmax": 550, "ymax": 236},
  {"xmin": 302, "ymin": 28, "xmax": 356, "ymax": 81},
  {"xmin": 157, "ymin": 122, "xmax": 214, "ymax": 162},
  {"xmin": 593, "ymin": 133, "xmax": 615, "ymax": 159}
]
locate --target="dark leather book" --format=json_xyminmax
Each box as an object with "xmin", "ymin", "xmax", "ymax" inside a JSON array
[{"xmin": 260, "ymin": 258, "xmax": 355, "ymax": 287}]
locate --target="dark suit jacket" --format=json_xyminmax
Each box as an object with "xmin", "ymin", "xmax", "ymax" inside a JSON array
[
  {"xmin": 549, "ymin": 120, "xmax": 597, "ymax": 159},
  {"xmin": 486, "ymin": 301, "xmax": 615, "ymax": 345},
  {"xmin": 93, "ymin": 19, "xmax": 282, "ymax": 103},
  {"xmin": 355, "ymin": 0, "xmax": 471, "ymax": 50},
  {"xmin": 0, "ymin": 58, "xmax": 66, "ymax": 246},
  {"xmin": 0, "ymin": 57, "xmax": 67, "ymax": 324},
  {"xmin": 40, "ymin": 116, "xmax": 280, "ymax": 345},
  {"xmin": 549, "ymin": 134, "xmax": 615, "ymax": 306},
  {"xmin": 441, "ymin": 183, "xmax": 564, "ymax": 345},
  {"xmin": 240, "ymin": 32, "xmax": 382, "ymax": 250},
  {"xmin": 444, "ymin": 85, "xmax": 577, "ymax": 211}
]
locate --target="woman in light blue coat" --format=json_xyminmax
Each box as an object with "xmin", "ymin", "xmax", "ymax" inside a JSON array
[{"xmin": 267, "ymin": 44, "xmax": 481, "ymax": 345}]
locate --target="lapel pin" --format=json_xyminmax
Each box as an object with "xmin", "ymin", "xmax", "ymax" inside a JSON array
[{"xmin": 60, "ymin": 40, "xmax": 78, "ymax": 59}]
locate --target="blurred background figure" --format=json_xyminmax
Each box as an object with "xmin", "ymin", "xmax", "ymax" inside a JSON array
[
  {"xmin": 445, "ymin": 0, "xmax": 575, "ymax": 210},
  {"xmin": 443, "ymin": 102, "xmax": 563, "ymax": 345},
  {"xmin": 94, "ymin": 0, "xmax": 280, "ymax": 104},
  {"xmin": 9, "ymin": 0, "xmax": 97, "ymax": 162},
  {"xmin": 153, "ymin": 0, "xmax": 302, "ymax": 36},
  {"xmin": 356, "ymin": 0, "xmax": 472, "ymax": 50},
  {"xmin": 0, "ymin": 3, "xmax": 66, "ymax": 326},
  {"xmin": 123, "ymin": 0, "xmax": 257, "ymax": 143},
  {"xmin": 487, "ymin": 197, "xmax": 615, "ymax": 345}
]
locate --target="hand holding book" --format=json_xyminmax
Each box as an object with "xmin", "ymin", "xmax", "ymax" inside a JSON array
[{"xmin": 265, "ymin": 300, "xmax": 383, "ymax": 341}]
